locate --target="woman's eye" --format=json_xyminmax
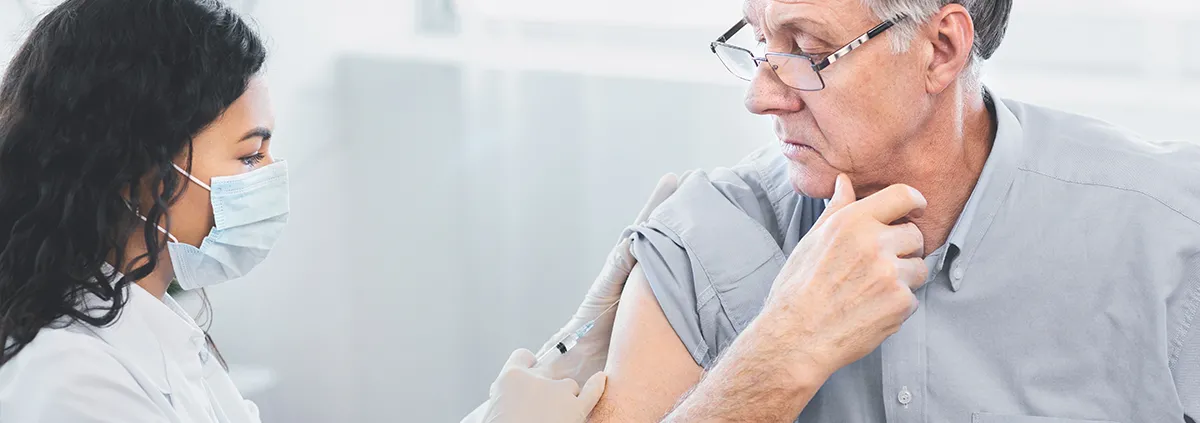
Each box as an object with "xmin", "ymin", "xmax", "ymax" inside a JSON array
[{"xmin": 240, "ymin": 152, "xmax": 265, "ymax": 167}]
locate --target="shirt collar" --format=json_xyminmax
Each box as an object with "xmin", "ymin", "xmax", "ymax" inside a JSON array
[
  {"xmin": 823, "ymin": 88, "xmax": 1021, "ymax": 291},
  {"xmin": 938, "ymin": 87, "xmax": 1024, "ymax": 291},
  {"xmin": 80, "ymin": 264, "xmax": 208, "ymax": 394}
]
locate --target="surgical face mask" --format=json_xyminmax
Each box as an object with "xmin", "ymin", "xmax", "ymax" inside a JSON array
[{"xmin": 134, "ymin": 160, "xmax": 290, "ymax": 290}]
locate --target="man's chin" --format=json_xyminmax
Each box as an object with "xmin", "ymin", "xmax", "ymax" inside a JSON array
[{"xmin": 788, "ymin": 162, "xmax": 836, "ymax": 199}]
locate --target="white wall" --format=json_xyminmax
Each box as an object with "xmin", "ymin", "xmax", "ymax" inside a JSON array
[{"xmin": 2, "ymin": 1, "xmax": 1198, "ymax": 422}]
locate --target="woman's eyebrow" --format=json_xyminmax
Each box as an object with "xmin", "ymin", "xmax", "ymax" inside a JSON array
[{"xmin": 239, "ymin": 127, "xmax": 272, "ymax": 142}]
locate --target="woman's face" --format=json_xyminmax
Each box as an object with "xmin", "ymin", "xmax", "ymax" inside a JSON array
[{"xmin": 167, "ymin": 76, "xmax": 276, "ymax": 247}]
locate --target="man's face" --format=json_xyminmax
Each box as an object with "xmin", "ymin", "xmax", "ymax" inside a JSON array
[{"xmin": 745, "ymin": 0, "xmax": 932, "ymax": 199}]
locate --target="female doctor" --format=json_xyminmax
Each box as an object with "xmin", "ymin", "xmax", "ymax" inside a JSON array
[{"xmin": 0, "ymin": 0, "xmax": 676, "ymax": 422}]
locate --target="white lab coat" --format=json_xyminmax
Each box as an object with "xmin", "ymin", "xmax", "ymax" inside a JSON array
[{"xmin": 0, "ymin": 277, "xmax": 260, "ymax": 423}]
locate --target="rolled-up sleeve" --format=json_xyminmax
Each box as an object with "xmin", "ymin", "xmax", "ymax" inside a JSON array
[
  {"xmin": 623, "ymin": 147, "xmax": 816, "ymax": 369},
  {"xmin": 628, "ymin": 220, "xmax": 713, "ymax": 367}
]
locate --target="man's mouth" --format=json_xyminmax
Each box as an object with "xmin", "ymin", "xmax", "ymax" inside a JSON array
[{"xmin": 780, "ymin": 140, "xmax": 818, "ymax": 160}]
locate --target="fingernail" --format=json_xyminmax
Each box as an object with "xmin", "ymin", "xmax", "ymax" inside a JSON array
[{"xmin": 908, "ymin": 186, "xmax": 924, "ymax": 201}]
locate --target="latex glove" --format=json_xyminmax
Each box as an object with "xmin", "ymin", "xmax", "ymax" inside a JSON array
[
  {"xmin": 534, "ymin": 172, "xmax": 687, "ymax": 383},
  {"xmin": 483, "ymin": 349, "xmax": 607, "ymax": 423}
]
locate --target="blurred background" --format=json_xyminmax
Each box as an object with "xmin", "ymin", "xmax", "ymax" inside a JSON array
[{"xmin": 2, "ymin": 0, "xmax": 1199, "ymax": 421}]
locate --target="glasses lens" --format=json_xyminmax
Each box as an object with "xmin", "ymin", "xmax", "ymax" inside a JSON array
[
  {"xmin": 764, "ymin": 53, "xmax": 824, "ymax": 91},
  {"xmin": 712, "ymin": 43, "xmax": 756, "ymax": 81}
]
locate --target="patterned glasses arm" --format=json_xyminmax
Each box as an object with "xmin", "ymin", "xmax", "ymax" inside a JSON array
[{"xmin": 812, "ymin": 18, "xmax": 902, "ymax": 72}]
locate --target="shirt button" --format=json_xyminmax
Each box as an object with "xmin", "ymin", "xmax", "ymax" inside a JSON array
[
  {"xmin": 897, "ymin": 386, "xmax": 912, "ymax": 405},
  {"xmin": 952, "ymin": 267, "xmax": 964, "ymax": 280},
  {"xmin": 198, "ymin": 348, "xmax": 211, "ymax": 364}
]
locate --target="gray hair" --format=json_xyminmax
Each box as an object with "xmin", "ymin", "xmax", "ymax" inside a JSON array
[{"xmin": 863, "ymin": 0, "xmax": 1012, "ymax": 92}]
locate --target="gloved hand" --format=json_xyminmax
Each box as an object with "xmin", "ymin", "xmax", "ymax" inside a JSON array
[
  {"xmin": 483, "ymin": 349, "xmax": 607, "ymax": 423},
  {"xmin": 534, "ymin": 172, "xmax": 686, "ymax": 383}
]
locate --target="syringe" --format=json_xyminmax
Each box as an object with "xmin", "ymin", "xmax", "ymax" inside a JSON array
[{"xmin": 534, "ymin": 300, "xmax": 620, "ymax": 367}]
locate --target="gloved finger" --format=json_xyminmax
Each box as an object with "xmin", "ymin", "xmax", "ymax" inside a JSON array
[
  {"xmin": 633, "ymin": 173, "xmax": 680, "ymax": 225},
  {"xmin": 491, "ymin": 349, "xmax": 537, "ymax": 396},
  {"xmin": 678, "ymin": 169, "xmax": 696, "ymax": 183},
  {"xmin": 553, "ymin": 377, "xmax": 582, "ymax": 396},
  {"xmin": 504, "ymin": 349, "xmax": 537, "ymax": 369},
  {"xmin": 577, "ymin": 371, "xmax": 608, "ymax": 410},
  {"xmin": 602, "ymin": 237, "xmax": 637, "ymax": 281},
  {"xmin": 534, "ymin": 335, "xmax": 562, "ymax": 363}
]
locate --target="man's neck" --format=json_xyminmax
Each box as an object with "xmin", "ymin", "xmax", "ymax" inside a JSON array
[{"xmin": 903, "ymin": 89, "xmax": 997, "ymax": 256}]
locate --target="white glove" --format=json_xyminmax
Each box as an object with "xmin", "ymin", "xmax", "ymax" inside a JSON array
[
  {"xmin": 483, "ymin": 349, "xmax": 607, "ymax": 423},
  {"xmin": 534, "ymin": 172, "xmax": 686, "ymax": 383}
]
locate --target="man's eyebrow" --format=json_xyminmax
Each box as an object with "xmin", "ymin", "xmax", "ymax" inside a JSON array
[{"xmin": 772, "ymin": 9, "xmax": 840, "ymax": 44}]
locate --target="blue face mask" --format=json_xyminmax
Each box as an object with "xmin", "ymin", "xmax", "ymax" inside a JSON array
[{"xmin": 162, "ymin": 160, "xmax": 291, "ymax": 290}]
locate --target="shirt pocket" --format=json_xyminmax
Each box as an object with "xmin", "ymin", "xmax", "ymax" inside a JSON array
[{"xmin": 971, "ymin": 412, "xmax": 1118, "ymax": 423}]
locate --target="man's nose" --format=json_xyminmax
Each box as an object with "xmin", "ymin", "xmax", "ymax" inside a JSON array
[{"xmin": 744, "ymin": 61, "xmax": 804, "ymax": 116}]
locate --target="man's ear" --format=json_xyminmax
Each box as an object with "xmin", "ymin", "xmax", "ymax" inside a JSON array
[{"xmin": 923, "ymin": 3, "xmax": 975, "ymax": 94}]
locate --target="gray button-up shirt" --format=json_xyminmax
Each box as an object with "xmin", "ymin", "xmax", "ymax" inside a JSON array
[{"xmin": 626, "ymin": 92, "xmax": 1200, "ymax": 423}]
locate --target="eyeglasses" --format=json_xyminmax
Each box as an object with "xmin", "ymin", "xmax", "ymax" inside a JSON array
[{"xmin": 710, "ymin": 17, "xmax": 903, "ymax": 91}]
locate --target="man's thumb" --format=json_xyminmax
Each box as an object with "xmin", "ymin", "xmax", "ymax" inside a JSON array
[
  {"xmin": 815, "ymin": 174, "xmax": 856, "ymax": 228},
  {"xmin": 830, "ymin": 174, "xmax": 856, "ymax": 210}
]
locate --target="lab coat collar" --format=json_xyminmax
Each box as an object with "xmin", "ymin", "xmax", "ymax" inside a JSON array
[{"xmin": 77, "ymin": 264, "xmax": 207, "ymax": 396}]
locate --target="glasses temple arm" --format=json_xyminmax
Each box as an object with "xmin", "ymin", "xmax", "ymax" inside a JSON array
[{"xmin": 716, "ymin": 19, "xmax": 747, "ymax": 43}]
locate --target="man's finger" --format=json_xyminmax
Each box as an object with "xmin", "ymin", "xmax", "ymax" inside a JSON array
[
  {"xmin": 633, "ymin": 173, "xmax": 680, "ymax": 224},
  {"xmin": 896, "ymin": 257, "xmax": 929, "ymax": 292},
  {"xmin": 881, "ymin": 222, "xmax": 925, "ymax": 258},
  {"xmin": 855, "ymin": 184, "xmax": 928, "ymax": 224}
]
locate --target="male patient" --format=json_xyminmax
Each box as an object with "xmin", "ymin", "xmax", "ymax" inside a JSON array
[{"xmin": 592, "ymin": 0, "xmax": 1200, "ymax": 422}]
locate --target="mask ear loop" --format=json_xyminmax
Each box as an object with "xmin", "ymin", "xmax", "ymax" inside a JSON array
[
  {"xmin": 124, "ymin": 200, "xmax": 180, "ymax": 244},
  {"xmin": 123, "ymin": 163, "xmax": 212, "ymax": 244},
  {"xmin": 171, "ymin": 163, "xmax": 212, "ymax": 192}
]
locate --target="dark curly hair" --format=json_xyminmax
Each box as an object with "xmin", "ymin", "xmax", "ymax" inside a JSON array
[{"xmin": 0, "ymin": 0, "xmax": 266, "ymax": 366}]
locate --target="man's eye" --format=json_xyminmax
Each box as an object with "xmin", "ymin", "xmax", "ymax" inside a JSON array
[
  {"xmin": 801, "ymin": 49, "xmax": 831, "ymax": 59},
  {"xmin": 753, "ymin": 40, "xmax": 767, "ymax": 54}
]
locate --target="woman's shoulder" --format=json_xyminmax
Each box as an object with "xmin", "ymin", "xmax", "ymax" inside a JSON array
[
  {"xmin": 0, "ymin": 325, "xmax": 168, "ymax": 420},
  {"xmin": 1, "ymin": 325, "xmax": 127, "ymax": 384},
  {"xmin": 0, "ymin": 325, "xmax": 143, "ymax": 394}
]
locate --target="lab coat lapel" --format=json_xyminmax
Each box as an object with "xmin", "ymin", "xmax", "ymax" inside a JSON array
[
  {"xmin": 203, "ymin": 360, "xmax": 258, "ymax": 423},
  {"xmin": 75, "ymin": 287, "xmax": 175, "ymax": 399}
]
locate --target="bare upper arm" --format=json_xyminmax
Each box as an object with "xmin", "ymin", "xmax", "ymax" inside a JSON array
[{"xmin": 589, "ymin": 264, "xmax": 703, "ymax": 422}]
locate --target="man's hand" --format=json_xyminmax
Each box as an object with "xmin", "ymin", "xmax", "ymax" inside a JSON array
[
  {"xmin": 763, "ymin": 173, "xmax": 929, "ymax": 379},
  {"xmin": 660, "ymin": 174, "xmax": 929, "ymax": 422}
]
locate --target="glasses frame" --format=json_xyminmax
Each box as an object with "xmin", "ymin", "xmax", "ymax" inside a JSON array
[{"xmin": 709, "ymin": 17, "xmax": 902, "ymax": 91}]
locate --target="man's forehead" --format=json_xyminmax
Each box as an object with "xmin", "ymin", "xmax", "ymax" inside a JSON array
[{"xmin": 744, "ymin": 0, "xmax": 873, "ymax": 40}]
